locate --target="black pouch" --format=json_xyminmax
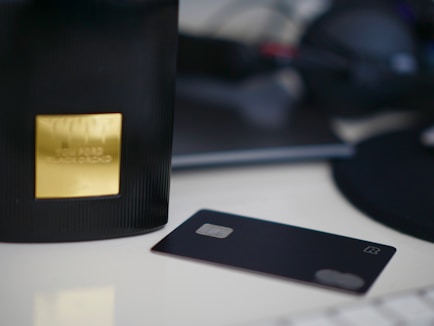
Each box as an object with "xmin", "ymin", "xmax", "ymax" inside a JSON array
[{"xmin": 0, "ymin": 0, "xmax": 179, "ymax": 242}]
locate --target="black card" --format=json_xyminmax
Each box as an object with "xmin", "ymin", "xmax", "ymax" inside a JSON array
[{"xmin": 152, "ymin": 210, "xmax": 396, "ymax": 294}]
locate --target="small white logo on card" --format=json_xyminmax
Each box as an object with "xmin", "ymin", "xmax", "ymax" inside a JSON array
[
  {"xmin": 196, "ymin": 223, "xmax": 234, "ymax": 239},
  {"xmin": 364, "ymin": 246, "xmax": 381, "ymax": 255}
]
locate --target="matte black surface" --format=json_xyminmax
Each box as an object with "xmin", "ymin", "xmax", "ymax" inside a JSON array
[
  {"xmin": 332, "ymin": 128, "xmax": 434, "ymax": 243},
  {"xmin": 172, "ymin": 97, "xmax": 353, "ymax": 169},
  {"xmin": 152, "ymin": 210, "xmax": 396, "ymax": 295},
  {"xmin": 0, "ymin": 0, "xmax": 178, "ymax": 242}
]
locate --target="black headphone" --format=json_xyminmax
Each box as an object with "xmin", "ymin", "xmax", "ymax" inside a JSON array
[{"xmin": 295, "ymin": 0, "xmax": 434, "ymax": 117}]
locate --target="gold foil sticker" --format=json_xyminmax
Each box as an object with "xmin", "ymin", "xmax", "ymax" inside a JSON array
[{"xmin": 35, "ymin": 113, "xmax": 122, "ymax": 199}]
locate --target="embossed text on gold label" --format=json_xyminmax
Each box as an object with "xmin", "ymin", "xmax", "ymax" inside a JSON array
[{"xmin": 35, "ymin": 113, "xmax": 122, "ymax": 198}]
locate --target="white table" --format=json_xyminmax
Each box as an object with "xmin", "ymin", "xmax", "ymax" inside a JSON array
[{"xmin": 2, "ymin": 161, "xmax": 434, "ymax": 326}]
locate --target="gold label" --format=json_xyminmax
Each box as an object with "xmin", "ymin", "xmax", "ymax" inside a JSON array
[{"xmin": 35, "ymin": 113, "xmax": 122, "ymax": 199}]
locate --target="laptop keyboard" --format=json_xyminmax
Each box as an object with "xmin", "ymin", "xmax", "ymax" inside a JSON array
[{"xmin": 236, "ymin": 285, "xmax": 434, "ymax": 325}]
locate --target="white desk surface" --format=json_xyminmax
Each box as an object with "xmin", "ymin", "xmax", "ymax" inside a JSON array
[{"xmin": 1, "ymin": 161, "xmax": 434, "ymax": 326}]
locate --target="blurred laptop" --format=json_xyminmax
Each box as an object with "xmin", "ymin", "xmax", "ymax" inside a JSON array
[{"xmin": 171, "ymin": 0, "xmax": 352, "ymax": 169}]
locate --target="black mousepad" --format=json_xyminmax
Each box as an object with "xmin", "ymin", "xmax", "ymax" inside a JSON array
[
  {"xmin": 152, "ymin": 210, "xmax": 396, "ymax": 295},
  {"xmin": 332, "ymin": 128, "xmax": 434, "ymax": 243}
]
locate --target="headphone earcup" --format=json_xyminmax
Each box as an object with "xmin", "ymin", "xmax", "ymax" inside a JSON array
[{"xmin": 297, "ymin": 2, "xmax": 422, "ymax": 117}]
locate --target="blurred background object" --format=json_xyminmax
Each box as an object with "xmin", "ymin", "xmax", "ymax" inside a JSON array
[
  {"xmin": 173, "ymin": 0, "xmax": 434, "ymax": 241},
  {"xmin": 172, "ymin": 0, "xmax": 434, "ymax": 169},
  {"xmin": 172, "ymin": 0, "xmax": 353, "ymax": 169}
]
